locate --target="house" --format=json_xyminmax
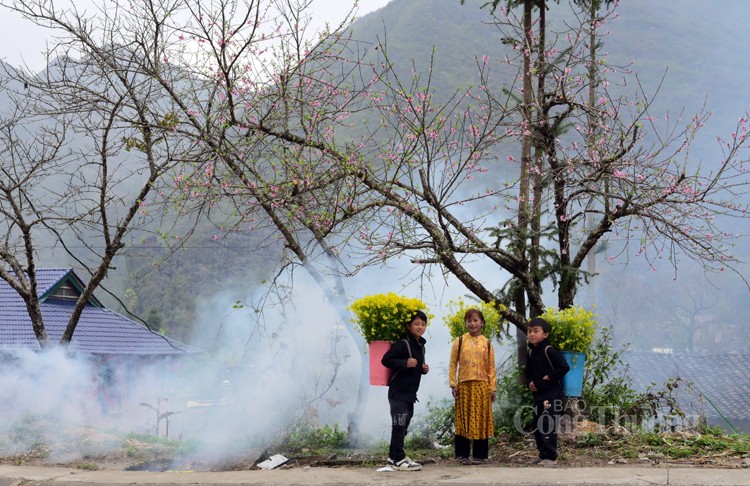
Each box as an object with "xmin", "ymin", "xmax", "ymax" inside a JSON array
[
  {"xmin": 0, "ymin": 268, "xmax": 202, "ymax": 413},
  {"xmin": 620, "ymin": 350, "xmax": 750, "ymax": 434},
  {"xmin": 0, "ymin": 268, "xmax": 201, "ymax": 355}
]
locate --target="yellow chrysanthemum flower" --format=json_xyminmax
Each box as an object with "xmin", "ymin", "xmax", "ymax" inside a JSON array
[
  {"xmin": 443, "ymin": 298, "xmax": 508, "ymax": 341},
  {"xmin": 348, "ymin": 292, "xmax": 432, "ymax": 343},
  {"xmin": 540, "ymin": 306, "xmax": 597, "ymax": 353}
]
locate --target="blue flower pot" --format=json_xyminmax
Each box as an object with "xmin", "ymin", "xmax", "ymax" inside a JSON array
[{"xmin": 561, "ymin": 351, "xmax": 586, "ymax": 397}]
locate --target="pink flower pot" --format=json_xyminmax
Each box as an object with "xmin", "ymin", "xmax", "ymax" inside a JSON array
[{"xmin": 368, "ymin": 340, "xmax": 394, "ymax": 386}]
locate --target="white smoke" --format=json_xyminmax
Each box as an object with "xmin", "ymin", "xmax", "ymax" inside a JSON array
[{"xmin": 0, "ymin": 258, "xmax": 514, "ymax": 466}]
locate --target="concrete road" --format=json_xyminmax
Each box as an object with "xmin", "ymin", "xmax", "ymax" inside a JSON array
[{"xmin": 0, "ymin": 464, "xmax": 748, "ymax": 486}]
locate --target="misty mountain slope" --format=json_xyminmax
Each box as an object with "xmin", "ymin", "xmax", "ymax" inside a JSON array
[
  {"xmin": 603, "ymin": 0, "xmax": 750, "ymax": 136},
  {"xmin": 343, "ymin": 0, "xmax": 750, "ymax": 184},
  {"xmin": 348, "ymin": 0, "xmax": 750, "ymax": 126},
  {"xmin": 350, "ymin": 0, "xmax": 509, "ymax": 101},
  {"xmin": 0, "ymin": 58, "xmax": 286, "ymax": 340},
  {"xmin": 344, "ymin": 0, "xmax": 750, "ymax": 222}
]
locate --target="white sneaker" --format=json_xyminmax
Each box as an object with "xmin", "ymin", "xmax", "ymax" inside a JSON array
[{"xmin": 392, "ymin": 456, "xmax": 422, "ymax": 471}]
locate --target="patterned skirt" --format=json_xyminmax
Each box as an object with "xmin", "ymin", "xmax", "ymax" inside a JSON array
[{"xmin": 454, "ymin": 380, "xmax": 494, "ymax": 439}]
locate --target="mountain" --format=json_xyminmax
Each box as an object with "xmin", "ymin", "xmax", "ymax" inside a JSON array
[
  {"xmin": 349, "ymin": 0, "xmax": 750, "ymax": 134},
  {"xmin": 350, "ymin": 0, "xmax": 507, "ymax": 101}
]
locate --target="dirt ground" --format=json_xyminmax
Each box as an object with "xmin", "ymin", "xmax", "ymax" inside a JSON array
[{"xmin": 2, "ymin": 426, "xmax": 748, "ymax": 473}]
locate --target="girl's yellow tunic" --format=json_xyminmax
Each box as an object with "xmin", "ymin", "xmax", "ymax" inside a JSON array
[{"xmin": 449, "ymin": 333, "xmax": 496, "ymax": 439}]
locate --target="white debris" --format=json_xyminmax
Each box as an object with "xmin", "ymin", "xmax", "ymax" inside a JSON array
[{"xmin": 256, "ymin": 454, "xmax": 289, "ymax": 469}]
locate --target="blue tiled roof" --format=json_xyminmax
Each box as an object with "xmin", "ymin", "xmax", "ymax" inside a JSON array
[
  {"xmin": 621, "ymin": 350, "xmax": 748, "ymax": 424},
  {"xmin": 0, "ymin": 269, "xmax": 201, "ymax": 355},
  {"xmin": 35, "ymin": 268, "xmax": 72, "ymax": 298}
]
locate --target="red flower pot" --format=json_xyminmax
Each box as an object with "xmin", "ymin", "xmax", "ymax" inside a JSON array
[{"xmin": 368, "ymin": 340, "xmax": 393, "ymax": 386}]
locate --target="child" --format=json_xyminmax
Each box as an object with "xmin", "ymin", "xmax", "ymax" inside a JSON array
[
  {"xmin": 381, "ymin": 310, "xmax": 430, "ymax": 471},
  {"xmin": 525, "ymin": 317, "xmax": 570, "ymax": 467},
  {"xmin": 448, "ymin": 308, "xmax": 497, "ymax": 465}
]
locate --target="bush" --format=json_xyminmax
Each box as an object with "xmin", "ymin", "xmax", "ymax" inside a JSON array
[
  {"xmin": 493, "ymin": 356, "xmax": 534, "ymax": 437},
  {"xmin": 581, "ymin": 327, "xmax": 693, "ymax": 432},
  {"xmin": 281, "ymin": 424, "xmax": 348, "ymax": 452},
  {"xmin": 418, "ymin": 398, "xmax": 455, "ymax": 446}
]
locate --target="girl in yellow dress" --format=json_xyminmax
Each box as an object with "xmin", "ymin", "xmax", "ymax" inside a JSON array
[{"xmin": 448, "ymin": 308, "xmax": 496, "ymax": 464}]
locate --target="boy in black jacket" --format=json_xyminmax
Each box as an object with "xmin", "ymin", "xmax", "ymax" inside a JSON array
[
  {"xmin": 381, "ymin": 310, "xmax": 429, "ymax": 471},
  {"xmin": 525, "ymin": 317, "xmax": 570, "ymax": 467}
]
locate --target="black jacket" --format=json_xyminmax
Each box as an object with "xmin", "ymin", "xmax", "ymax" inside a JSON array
[
  {"xmin": 381, "ymin": 334, "xmax": 427, "ymax": 402},
  {"xmin": 524, "ymin": 339, "xmax": 570, "ymax": 403}
]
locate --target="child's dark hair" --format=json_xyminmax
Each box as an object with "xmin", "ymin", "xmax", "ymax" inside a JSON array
[
  {"xmin": 464, "ymin": 308, "xmax": 485, "ymax": 325},
  {"xmin": 528, "ymin": 316, "xmax": 551, "ymax": 333},
  {"xmin": 408, "ymin": 310, "xmax": 428, "ymax": 325}
]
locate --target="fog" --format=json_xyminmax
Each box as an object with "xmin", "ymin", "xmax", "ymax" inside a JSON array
[
  {"xmin": 176, "ymin": 260, "xmax": 526, "ymax": 460},
  {"xmin": 0, "ymin": 264, "xmax": 505, "ymax": 464}
]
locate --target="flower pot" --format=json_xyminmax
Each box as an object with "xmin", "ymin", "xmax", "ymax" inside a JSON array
[
  {"xmin": 561, "ymin": 351, "xmax": 586, "ymax": 397},
  {"xmin": 368, "ymin": 340, "xmax": 394, "ymax": 386}
]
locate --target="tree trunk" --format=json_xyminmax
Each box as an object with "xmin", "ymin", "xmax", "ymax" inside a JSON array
[{"xmin": 515, "ymin": 0, "xmax": 534, "ymax": 368}]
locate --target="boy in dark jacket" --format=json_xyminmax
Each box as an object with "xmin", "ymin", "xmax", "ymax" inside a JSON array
[
  {"xmin": 381, "ymin": 310, "xmax": 429, "ymax": 471},
  {"xmin": 524, "ymin": 317, "xmax": 570, "ymax": 467}
]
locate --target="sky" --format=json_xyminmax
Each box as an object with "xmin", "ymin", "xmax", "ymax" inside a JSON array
[{"xmin": 0, "ymin": 0, "xmax": 392, "ymax": 72}]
